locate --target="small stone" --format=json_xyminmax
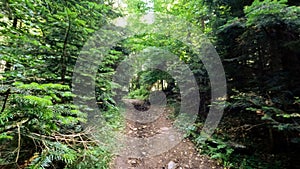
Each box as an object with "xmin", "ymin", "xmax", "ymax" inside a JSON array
[
  {"xmin": 168, "ymin": 161, "xmax": 177, "ymax": 169},
  {"xmin": 160, "ymin": 127, "xmax": 169, "ymax": 131},
  {"xmin": 128, "ymin": 159, "xmax": 137, "ymax": 164}
]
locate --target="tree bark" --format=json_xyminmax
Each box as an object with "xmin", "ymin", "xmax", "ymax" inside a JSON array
[{"xmin": 61, "ymin": 12, "xmax": 71, "ymax": 84}]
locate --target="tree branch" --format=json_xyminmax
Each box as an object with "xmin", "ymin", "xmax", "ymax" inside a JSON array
[
  {"xmin": 61, "ymin": 9, "xmax": 71, "ymax": 84},
  {"xmin": 1, "ymin": 88, "xmax": 11, "ymax": 113}
]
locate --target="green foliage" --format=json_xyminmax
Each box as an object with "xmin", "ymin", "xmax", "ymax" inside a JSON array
[
  {"xmin": 28, "ymin": 141, "xmax": 77, "ymax": 169},
  {"xmin": 195, "ymin": 136, "xmax": 234, "ymax": 167},
  {"xmin": 125, "ymin": 0, "xmax": 151, "ymax": 13},
  {"xmin": 1, "ymin": 82, "xmax": 83, "ymax": 132},
  {"xmin": 216, "ymin": 0, "xmax": 300, "ymax": 141},
  {"xmin": 67, "ymin": 146, "xmax": 111, "ymax": 169},
  {"xmin": 244, "ymin": 0, "xmax": 299, "ymax": 28},
  {"xmin": 193, "ymin": 133, "xmax": 284, "ymax": 168},
  {"xmin": 0, "ymin": 0, "xmax": 117, "ymax": 84},
  {"xmin": 153, "ymin": 0, "xmax": 211, "ymax": 32},
  {"xmin": 0, "ymin": 81, "xmax": 120, "ymax": 168},
  {"xmin": 228, "ymin": 90, "xmax": 300, "ymax": 132},
  {"xmin": 26, "ymin": 141, "xmax": 112, "ymax": 169},
  {"xmin": 0, "ymin": 0, "xmax": 121, "ymax": 167},
  {"xmin": 0, "ymin": 82, "xmax": 85, "ymax": 166},
  {"xmin": 140, "ymin": 70, "xmax": 173, "ymax": 88},
  {"xmin": 127, "ymin": 87, "xmax": 150, "ymax": 100},
  {"xmin": 102, "ymin": 106, "xmax": 125, "ymax": 130}
]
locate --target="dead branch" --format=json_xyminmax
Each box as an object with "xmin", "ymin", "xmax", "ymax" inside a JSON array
[{"xmin": 1, "ymin": 88, "xmax": 11, "ymax": 113}]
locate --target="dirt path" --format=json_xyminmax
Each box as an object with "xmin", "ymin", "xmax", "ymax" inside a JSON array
[{"xmin": 110, "ymin": 99, "xmax": 222, "ymax": 169}]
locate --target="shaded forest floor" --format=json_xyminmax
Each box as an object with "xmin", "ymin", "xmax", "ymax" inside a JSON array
[{"xmin": 110, "ymin": 99, "xmax": 222, "ymax": 169}]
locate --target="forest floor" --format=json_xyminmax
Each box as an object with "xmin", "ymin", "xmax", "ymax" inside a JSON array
[{"xmin": 110, "ymin": 99, "xmax": 222, "ymax": 169}]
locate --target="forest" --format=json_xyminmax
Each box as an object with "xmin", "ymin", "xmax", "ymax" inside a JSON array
[{"xmin": 0, "ymin": 0, "xmax": 299, "ymax": 168}]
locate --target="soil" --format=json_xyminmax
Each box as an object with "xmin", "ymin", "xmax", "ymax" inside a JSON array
[{"xmin": 110, "ymin": 99, "xmax": 223, "ymax": 169}]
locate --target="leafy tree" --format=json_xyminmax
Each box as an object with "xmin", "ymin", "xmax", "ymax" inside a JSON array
[
  {"xmin": 0, "ymin": 0, "xmax": 122, "ymax": 168},
  {"xmin": 219, "ymin": 0, "xmax": 300, "ymax": 126},
  {"xmin": 0, "ymin": 0, "xmax": 117, "ymax": 84},
  {"xmin": 207, "ymin": 0, "xmax": 300, "ymax": 167}
]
